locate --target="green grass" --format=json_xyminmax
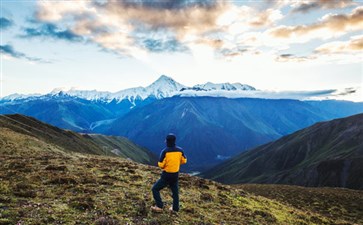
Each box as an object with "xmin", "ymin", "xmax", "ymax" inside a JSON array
[{"xmin": 1, "ymin": 128, "xmax": 361, "ymax": 224}]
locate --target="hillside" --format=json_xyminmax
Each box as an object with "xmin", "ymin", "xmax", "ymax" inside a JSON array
[
  {"xmin": 202, "ymin": 113, "xmax": 363, "ymax": 189},
  {"xmin": 86, "ymin": 134, "xmax": 157, "ymax": 165},
  {"xmin": 0, "ymin": 114, "xmax": 156, "ymax": 165},
  {"xmin": 1, "ymin": 126, "xmax": 362, "ymax": 224},
  {"xmin": 106, "ymin": 97, "xmax": 348, "ymax": 171},
  {"xmin": 239, "ymin": 184, "xmax": 363, "ymax": 224}
]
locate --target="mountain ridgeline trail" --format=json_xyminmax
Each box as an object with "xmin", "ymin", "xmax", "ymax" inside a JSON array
[{"xmin": 202, "ymin": 113, "xmax": 363, "ymax": 190}]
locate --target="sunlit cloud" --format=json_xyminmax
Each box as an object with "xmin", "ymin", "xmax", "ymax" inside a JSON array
[
  {"xmin": 315, "ymin": 34, "xmax": 363, "ymax": 54},
  {"xmin": 270, "ymin": 6, "xmax": 363, "ymax": 42},
  {"xmin": 291, "ymin": 0, "xmax": 355, "ymax": 13},
  {"xmin": 29, "ymin": 0, "xmax": 286, "ymax": 58},
  {"xmin": 15, "ymin": 0, "xmax": 362, "ymax": 69}
]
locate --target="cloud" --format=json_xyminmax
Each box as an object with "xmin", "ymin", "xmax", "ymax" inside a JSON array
[
  {"xmin": 334, "ymin": 87, "xmax": 357, "ymax": 96},
  {"xmin": 139, "ymin": 38, "xmax": 188, "ymax": 53},
  {"xmin": 96, "ymin": 0, "xmax": 224, "ymax": 32},
  {"xmin": 275, "ymin": 35, "xmax": 363, "ymax": 63},
  {"xmin": 315, "ymin": 35, "xmax": 363, "ymax": 54},
  {"xmin": 28, "ymin": 0, "xmax": 362, "ymax": 66},
  {"xmin": 249, "ymin": 8, "xmax": 283, "ymax": 27},
  {"xmin": 291, "ymin": 0, "xmax": 355, "ymax": 13},
  {"xmin": 0, "ymin": 17, "xmax": 13, "ymax": 29},
  {"xmin": 22, "ymin": 23, "xmax": 84, "ymax": 42},
  {"xmin": 178, "ymin": 88, "xmax": 338, "ymax": 100},
  {"xmin": 0, "ymin": 44, "xmax": 49, "ymax": 63},
  {"xmin": 270, "ymin": 6, "xmax": 363, "ymax": 42},
  {"xmin": 32, "ymin": 0, "xmax": 285, "ymax": 57},
  {"xmin": 325, "ymin": 87, "xmax": 362, "ymax": 101},
  {"xmin": 32, "ymin": 0, "xmax": 227, "ymax": 56},
  {"xmin": 276, "ymin": 53, "xmax": 314, "ymax": 62}
]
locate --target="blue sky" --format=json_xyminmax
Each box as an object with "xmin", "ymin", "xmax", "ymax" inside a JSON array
[{"xmin": 1, "ymin": 0, "xmax": 362, "ymax": 101}]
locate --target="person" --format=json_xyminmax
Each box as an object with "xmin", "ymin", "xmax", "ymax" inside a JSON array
[{"xmin": 151, "ymin": 133, "xmax": 187, "ymax": 213}]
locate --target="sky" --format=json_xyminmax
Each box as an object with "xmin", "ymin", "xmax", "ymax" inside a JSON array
[{"xmin": 0, "ymin": 0, "xmax": 362, "ymax": 101}]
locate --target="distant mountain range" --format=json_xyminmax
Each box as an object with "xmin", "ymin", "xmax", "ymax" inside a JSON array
[
  {"xmin": 105, "ymin": 97, "xmax": 363, "ymax": 171},
  {"xmin": 202, "ymin": 113, "xmax": 363, "ymax": 190},
  {"xmin": 0, "ymin": 75, "xmax": 258, "ymax": 132},
  {"xmin": 1, "ymin": 76, "xmax": 362, "ymax": 171},
  {"xmin": 0, "ymin": 114, "xmax": 157, "ymax": 165},
  {"xmin": 1, "ymin": 75, "xmax": 255, "ymax": 104}
]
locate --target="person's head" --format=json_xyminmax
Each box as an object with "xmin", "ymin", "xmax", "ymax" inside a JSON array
[{"xmin": 166, "ymin": 133, "xmax": 176, "ymax": 147}]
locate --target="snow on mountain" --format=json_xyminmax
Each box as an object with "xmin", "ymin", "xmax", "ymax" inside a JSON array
[
  {"xmin": 191, "ymin": 82, "xmax": 256, "ymax": 91},
  {"xmin": 146, "ymin": 75, "xmax": 187, "ymax": 98},
  {"xmin": 182, "ymin": 82, "xmax": 256, "ymax": 91},
  {"xmin": 111, "ymin": 75, "xmax": 186, "ymax": 102},
  {"xmin": 0, "ymin": 93, "xmax": 41, "ymax": 101},
  {"xmin": 1, "ymin": 75, "xmax": 257, "ymax": 102}
]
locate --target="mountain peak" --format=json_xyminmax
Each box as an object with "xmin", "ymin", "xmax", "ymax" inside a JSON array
[
  {"xmin": 150, "ymin": 75, "xmax": 179, "ymax": 87},
  {"xmin": 156, "ymin": 74, "xmax": 174, "ymax": 82},
  {"xmin": 146, "ymin": 75, "xmax": 186, "ymax": 98}
]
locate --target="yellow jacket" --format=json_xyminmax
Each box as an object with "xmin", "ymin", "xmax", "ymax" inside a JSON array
[{"xmin": 158, "ymin": 146, "xmax": 187, "ymax": 173}]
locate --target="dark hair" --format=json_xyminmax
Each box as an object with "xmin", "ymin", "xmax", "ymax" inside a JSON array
[{"xmin": 166, "ymin": 133, "xmax": 176, "ymax": 147}]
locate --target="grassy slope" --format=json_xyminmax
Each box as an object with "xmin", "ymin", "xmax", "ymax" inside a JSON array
[
  {"xmin": 202, "ymin": 113, "xmax": 363, "ymax": 189},
  {"xmin": 239, "ymin": 184, "xmax": 363, "ymax": 225},
  {"xmin": 85, "ymin": 134, "xmax": 157, "ymax": 165},
  {"xmin": 0, "ymin": 114, "xmax": 156, "ymax": 165},
  {"xmin": 1, "ymin": 128, "xmax": 362, "ymax": 224}
]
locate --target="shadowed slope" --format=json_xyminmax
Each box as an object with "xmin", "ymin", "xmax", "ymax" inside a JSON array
[{"xmin": 202, "ymin": 113, "xmax": 363, "ymax": 189}]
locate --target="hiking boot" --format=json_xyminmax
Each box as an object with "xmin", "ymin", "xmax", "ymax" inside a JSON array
[
  {"xmin": 150, "ymin": 206, "xmax": 163, "ymax": 212},
  {"xmin": 169, "ymin": 206, "xmax": 178, "ymax": 213}
]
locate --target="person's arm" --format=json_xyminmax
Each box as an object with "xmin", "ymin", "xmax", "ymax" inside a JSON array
[
  {"xmin": 180, "ymin": 150, "xmax": 187, "ymax": 165},
  {"xmin": 158, "ymin": 150, "xmax": 167, "ymax": 169}
]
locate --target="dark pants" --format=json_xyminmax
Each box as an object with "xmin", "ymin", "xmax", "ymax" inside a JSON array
[{"xmin": 152, "ymin": 172, "xmax": 179, "ymax": 211}]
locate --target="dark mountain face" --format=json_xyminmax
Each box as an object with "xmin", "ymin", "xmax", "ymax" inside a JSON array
[
  {"xmin": 202, "ymin": 113, "xmax": 363, "ymax": 190},
  {"xmin": 106, "ymin": 97, "xmax": 354, "ymax": 171}
]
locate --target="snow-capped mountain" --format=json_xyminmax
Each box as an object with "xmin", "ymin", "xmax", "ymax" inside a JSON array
[
  {"xmin": 34, "ymin": 75, "xmax": 187, "ymax": 103},
  {"xmin": 112, "ymin": 75, "xmax": 186, "ymax": 101},
  {"xmin": 0, "ymin": 93, "xmax": 41, "ymax": 101},
  {"xmin": 192, "ymin": 82, "xmax": 256, "ymax": 91},
  {"xmin": 50, "ymin": 88, "xmax": 113, "ymax": 101},
  {"xmin": 1, "ymin": 75, "xmax": 256, "ymax": 103}
]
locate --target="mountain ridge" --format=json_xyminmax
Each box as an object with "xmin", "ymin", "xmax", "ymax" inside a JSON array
[
  {"xmin": 1, "ymin": 75, "xmax": 256, "ymax": 103},
  {"xmin": 105, "ymin": 96, "xmax": 354, "ymax": 171},
  {"xmin": 0, "ymin": 114, "xmax": 157, "ymax": 165},
  {"xmin": 202, "ymin": 113, "xmax": 363, "ymax": 190}
]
